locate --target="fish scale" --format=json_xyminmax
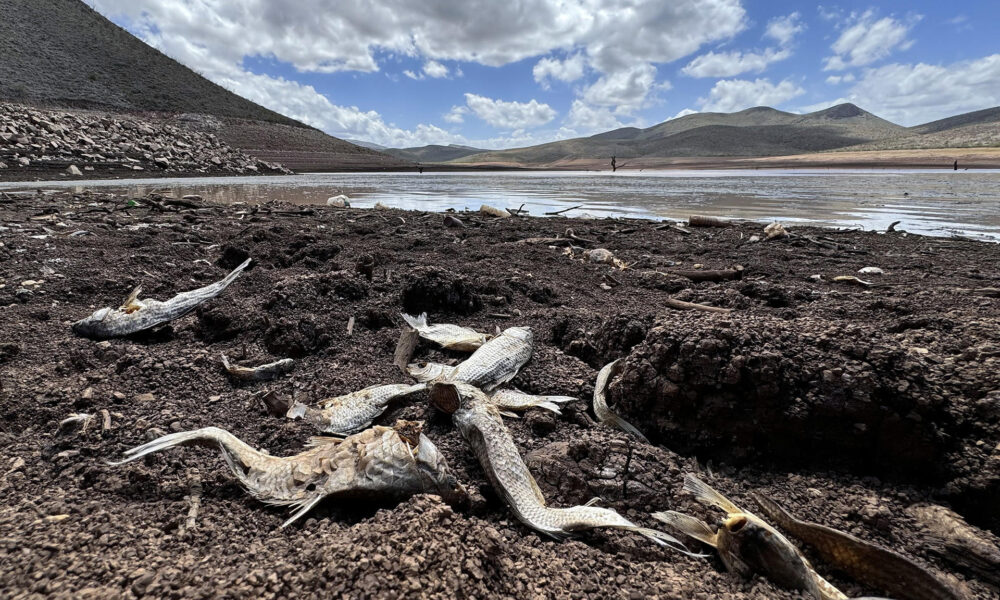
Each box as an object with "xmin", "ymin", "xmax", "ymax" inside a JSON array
[{"xmin": 448, "ymin": 327, "xmax": 533, "ymax": 390}]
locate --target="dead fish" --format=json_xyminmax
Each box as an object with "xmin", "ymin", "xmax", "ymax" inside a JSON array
[
  {"xmin": 906, "ymin": 503, "xmax": 1000, "ymax": 589},
  {"xmin": 755, "ymin": 494, "xmax": 967, "ymax": 600},
  {"xmin": 286, "ymin": 383, "xmax": 427, "ymax": 435},
  {"xmin": 832, "ymin": 275, "xmax": 874, "ymax": 287},
  {"xmin": 445, "ymin": 381, "xmax": 687, "ymax": 549},
  {"xmin": 447, "ymin": 326, "xmax": 533, "ymax": 390},
  {"xmin": 72, "ymin": 258, "xmax": 252, "ymax": 339},
  {"xmin": 653, "ymin": 474, "xmax": 845, "ymax": 600},
  {"xmin": 400, "ymin": 312, "xmax": 491, "ymax": 351},
  {"xmin": 593, "ymin": 359, "xmax": 648, "ymax": 442},
  {"xmin": 488, "ymin": 389, "xmax": 575, "ymax": 416},
  {"xmin": 220, "ymin": 354, "xmax": 294, "ymax": 382},
  {"xmin": 111, "ymin": 420, "xmax": 467, "ymax": 528}
]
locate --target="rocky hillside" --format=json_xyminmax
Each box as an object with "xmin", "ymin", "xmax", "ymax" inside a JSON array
[
  {"xmin": 0, "ymin": 0, "xmax": 407, "ymax": 172},
  {"xmin": 384, "ymin": 144, "xmax": 487, "ymax": 163},
  {"xmin": 0, "ymin": 103, "xmax": 288, "ymax": 178},
  {"xmin": 456, "ymin": 103, "xmax": 908, "ymax": 166}
]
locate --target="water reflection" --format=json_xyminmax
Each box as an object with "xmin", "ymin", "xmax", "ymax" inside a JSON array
[{"xmin": 3, "ymin": 169, "xmax": 999, "ymax": 240}]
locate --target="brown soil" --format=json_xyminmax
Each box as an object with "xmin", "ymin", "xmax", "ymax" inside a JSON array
[{"xmin": 0, "ymin": 191, "xmax": 998, "ymax": 599}]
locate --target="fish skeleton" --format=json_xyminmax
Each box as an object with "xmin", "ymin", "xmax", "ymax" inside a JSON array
[
  {"xmin": 593, "ymin": 359, "xmax": 648, "ymax": 442},
  {"xmin": 286, "ymin": 383, "xmax": 427, "ymax": 435},
  {"xmin": 446, "ymin": 381, "xmax": 686, "ymax": 550},
  {"xmin": 400, "ymin": 312, "xmax": 491, "ymax": 351},
  {"xmin": 754, "ymin": 494, "xmax": 968, "ymax": 600},
  {"xmin": 488, "ymin": 389, "xmax": 575, "ymax": 416},
  {"xmin": 221, "ymin": 354, "xmax": 294, "ymax": 382},
  {"xmin": 653, "ymin": 474, "xmax": 846, "ymax": 600},
  {"xmin": 72, "ymin": 258, "xmax": 252, "ymax": 339},
  {"xmin": 110, "ymin": 420, "xmax": 467, "ymax": 528}
]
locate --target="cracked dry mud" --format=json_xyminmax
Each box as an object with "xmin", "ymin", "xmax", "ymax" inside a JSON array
[{"xmin": 1, "ymin": 189, "xmax": 998, "ymax": 599}]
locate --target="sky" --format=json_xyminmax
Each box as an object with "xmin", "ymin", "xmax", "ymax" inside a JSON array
[{"xmin": 90, "ymin": 1, "xmax": 1000, "ymax": 150}]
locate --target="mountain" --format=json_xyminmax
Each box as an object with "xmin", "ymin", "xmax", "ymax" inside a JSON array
[
  {"xmin": 833, "ymin": 106, "xmax": 1000, "ymax": 152},
  {"xmin": 911, "ymin": 106, "xmax": 1000, "ymax": 135},
  {"xmin": 454, "ymin": 103, "xmax": 909, "ymax": 166},
  {"xmin": 384, "ymin": 144, "xmax": 487, "ymax": 163},
  {"xmin": 0, "ymin": 0, "xmax": 408, "ymax": 171},
  {"xmin": 347, "ymin": 139, "xmax": 389, "ymax": 151}
]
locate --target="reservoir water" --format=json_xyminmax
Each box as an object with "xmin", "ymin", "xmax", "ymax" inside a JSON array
[{"xmin": 3, "ymin": 169, "xmax": 999, "ymax": 240}]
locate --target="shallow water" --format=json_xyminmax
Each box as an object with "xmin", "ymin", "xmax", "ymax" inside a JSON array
[{"xmin": 4, "ymin": 169, "xmax": 1000, "ymax": 240}]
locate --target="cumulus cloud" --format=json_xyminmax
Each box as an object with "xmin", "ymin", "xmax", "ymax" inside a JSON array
[
  {"xmin": 825, "ymin": 73, "xmax": 856, "ymax": 85},
  {"xmin": 817, "ymin": 54, "xmax": 1000, "ymax": 125},
  {"xmin": 582, "ymin": 63, "xmax": 662, "ymax": 111},
  {"xmin": 699, "ymin": 78, "xmax": 805, "ymax": 112},
  {"xmin": 443, "ymin": 106, "xmax": 468, "ymax": 124},
  {"xmin": 564, "ymin": 100, "xmax": 627, "ymax": 133},
  {"xmin": 824, "ymin": 10, "xmax": 919, "ymax": 71},
  {"xmin": 533, "ymin": 54, "xmax": 586, "ymax": 88},
  {"xmin": 92, "ymin": 0, "xmax": 749, "ymax": 145},
  {"xmin": 682, "ymin": 48, "xmax": 790, "ymax": 78},
  {"xmin": 463, "ymin": 93, "xmax": 557, "ymax": 129},
  {"xmin": 670, "ymin": 108, "xmax": 698, "ymax": 120},
  {"xmin": 423, "ymin": 60, "xmax": 449, "ymax": 78},
  {"xmin": 765, "ymin": 12, "xmax": 805, "ymax": 46}
]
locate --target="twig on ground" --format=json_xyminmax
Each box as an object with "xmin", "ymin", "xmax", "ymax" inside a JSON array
[{"xmin": 664, "ymin": 298, "xmax": 732, "ymax": 313}]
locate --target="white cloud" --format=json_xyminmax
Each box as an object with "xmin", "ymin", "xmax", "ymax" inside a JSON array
[
  {"xmin": 682, "ymin": 48, "xmax": 790, "ymax": 78},
  {"xmin": 403, "ymin": 70, "xmax": 422, "ymax": 80},
  {"xmin": 423, "ymin": 60, "xmax": 449, "ymax": 78},
  {"xmin": 824, "ymin": 54, "xmax": 1000, "ymax": 125},
  {"xmin": 443, "ymin": 106, "xmax": 468, "ymax": 124},
  {"xmin": 699, "ymin": 78, "xmax": 805, "ymax": 112},
  {"xmin": 564, "ymin": 100, "xmax": 626, "ymax": 133},
  {"xmin": 670, "ymin": 108, "xmax": 698, "ymax": 120},
  {"xmin": 825, "ymin": 73, "xmax": 856, "ymax": 85},
  {"xmin": 824, "ymin": 10, "xmax": 919, "ymax": 71},
  {"xmin": 533, "ymin": 54, "xmax": 586, "ymax": 88},
  {"xmin": 582, "ymin": 63, "xmax": 661, "ymax": 111},
  {"xmin": 463, "ymin": 93, "xmax": 557, "ymax": 129},
  {"xmin": 765, "ymin": 12, "xmax": 805, "ymax": 46}
]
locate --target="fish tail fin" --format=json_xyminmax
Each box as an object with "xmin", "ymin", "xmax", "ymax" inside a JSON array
[
  {"xmin": 221, "ymin": 258, "xmax": 253, "ymax": 286},
  {"xmin": 109, "ymin": 427, "xmax": 259, "ymax": 471},
  {"xmin": 652, "ymin": 510, "xmax": 718, "ymax": 548},
  {"xmin": 542, "ymin": 395, "xmax": 576, "ymax": 404},
  {"xmin": 120, "ymin": 285, "xmax": 143, "ymax": 310},
  {"xmin": 622, "ymin": 525, "xmax": 706, "ymax": 557},
  {"xmin": 400, "ymin": 312, "xmax": 427, "ymax": 331},
  {"xmin": 280, "ymin": 495, "xmax": 325, "ymax": 529},
  {"xmin": 607, "ymin": 414, "xmax": 649, "ymax": 443},
  {"xmin": 536, "ymin": 402, "xmax": 563, "ymax": 415},
  {"xmin": 683, "ymin": 474, "xmax": 742, "ymax": 514}
]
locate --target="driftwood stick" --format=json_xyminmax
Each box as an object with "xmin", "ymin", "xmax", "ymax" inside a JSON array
[
  {"xmin": 887, "ymin": 220, "xmax": 901, "ymax": 233},
  {"xmin": 672, "ymin": 267, "xmax": 744, "ymax": 282},
  {"xmin": 393, "ymin": 327, "xmax": 420, "ymax": 375},
  {"xmin": 545, "ymin": 205, "xmax": 582, "ymax": 216},
  {"xmin": 664, "ymin": 298, "xmax": 732, "ymax": 313},
  {"xmin": 688, "ymin": 215, "xmax": 731, "ymax": 228},
  {"xmin": 346, "ymin": 316, "xmax": 355, "ymax": 336}
]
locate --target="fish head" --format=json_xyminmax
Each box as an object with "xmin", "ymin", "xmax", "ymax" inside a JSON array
[
  {"xmin": 413, "ymin": 433, "xmax": 468, "ymax": 508},
  {"xmin": 715, "ymin": 513, "xmax": 813, "ymax": 591},
  {"xmin": 71, "ymin": 307, "xmax": 113, "ymax": 338},
  {"xmin": 406, "ymin": 362, "xmax": 451, "ymax": 383},
  {"xmin": 502, "ymin": 326, "xmax": 533, "ymax": 344}
]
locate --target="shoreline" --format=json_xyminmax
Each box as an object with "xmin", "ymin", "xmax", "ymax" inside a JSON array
[{"xmin": 1, "ymin": 189, "xmax": 998, "ymax": 598}]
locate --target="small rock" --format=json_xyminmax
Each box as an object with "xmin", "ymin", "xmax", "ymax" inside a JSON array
[
  {"xmin": 66, "ymin": 164, "xmax": 82, "ymax": 176},
  {"xmin": 480, "ymin": 204, "xmax": 510, "ymax": 218},
  {"xmin": 81, "ymin": 387, "xmax": 94, "ymax": 400},
  {"xmin": 443, "ymin": 215, "xmax": 465, "ymax": 228},
  {"xmin": 858, "ymin": 267, "xmax": 884, "ymax": 275},
  {"xmin": 135, "ymin": 392, "xmax": 155, "ymax": 403}
]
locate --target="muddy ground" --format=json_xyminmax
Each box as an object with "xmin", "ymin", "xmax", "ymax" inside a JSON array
[{"xmin": 0, "ymin": 189, "xmax": 998, "ymax": 599}]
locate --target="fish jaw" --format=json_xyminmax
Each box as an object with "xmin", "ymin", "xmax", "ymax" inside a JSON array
[
  {"xmin": 71, "ymin": 307, "xmax": 114, "ymax": 339},
  {"xmin": 718, "ymin": 514, "xmax": 818, "ymax": 595},
  {"xmin": 412, "ymin": 433, "xmax": 468, "ymax": 508}
]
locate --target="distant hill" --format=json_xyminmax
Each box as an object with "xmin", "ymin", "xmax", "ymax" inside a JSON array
[
  {"xmin": 0, "ymin": 0, "xmax": 408, "ymax": 171},
  {"xmin": 384, "ymin": 144, "xmax": 487, "ymax": 163},
  {"xmin": 455, "ymin": 103, "xmax": 909, "ymax": 166},
  {"xmin": 347, "ymin": 139, "xmax": 389, "ymax": 151},
  {"xmin": 837, "ymin": 106, "xmax": 1000, "ymax": 152},
  {"xmin": 911, "ymin": 106, "xmax": 1000, "ymax": 135}
]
